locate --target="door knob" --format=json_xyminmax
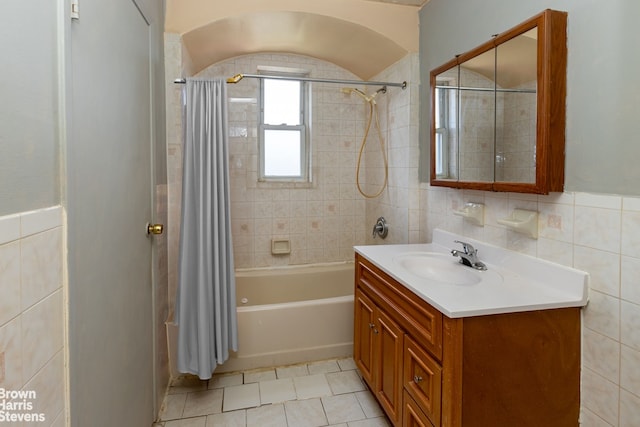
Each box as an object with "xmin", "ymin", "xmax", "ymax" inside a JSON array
[{"xmin": 147, "ymin": 223, "xmax": 164, "ymax": 235}]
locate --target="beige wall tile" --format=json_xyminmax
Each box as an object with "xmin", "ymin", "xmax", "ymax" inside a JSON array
[
  {"xmin": 621, "ymin": 346, "xmax": 640, "ymax": 396},
  {"xmin": 20, "ymin": 228, "xmax": 62, "ymax": 310},
  {"xmin": 21, "ymin": 290, "xmax": 63, "ymax": 382},
  {"xmin": 0, "ymin": 316, "xmax": 22, "ymax": 390},
  {"xmin": 621, "ymin": 255, "xmax": 640, "ymax": 305},
  {"xmin": 620, "ymin": 389, "xmax": 640, "ymax": 427},
  {"xmin": 581, "ymin": 368, "xmax": 619, "ymax": 426},
  {"xmin": 574, "ymin": 206, "xmax": 621, "ymax": 253},
  {"xmin": 574, "ymin": 246, "xmax": 620, "ymax": 297},
  {"xmin": 583, "ymin": 328, "xmax": 620, "ymax": 384},
  {"xmin": 0, "ymin": 214, "xmax": 21, "ymax": 245},
  {"xmin": 22, "ymin": 351, "xmax": 64, "ymax": 426},
  {"xmin": 0, "ymin": 241, "xmax": 21, "ymax": 326},
  {"xmin": 621, "ymin": 301, "xmax": 640, "ymax": 351}
]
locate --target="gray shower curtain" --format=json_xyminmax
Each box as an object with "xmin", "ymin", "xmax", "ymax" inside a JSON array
[{"xmin": 176, "ymin": 77, "xmax": 238, "ymax": 379}]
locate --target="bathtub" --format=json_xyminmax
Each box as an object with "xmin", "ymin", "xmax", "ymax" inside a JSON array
[{"xmin": 167, "ymin": 262, "xmax": 355, "ymax": 376}]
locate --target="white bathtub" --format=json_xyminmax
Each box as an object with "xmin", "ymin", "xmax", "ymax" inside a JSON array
[{"xmin": 167, "ymin": 262, "xmax": 355, "ymax": 376}]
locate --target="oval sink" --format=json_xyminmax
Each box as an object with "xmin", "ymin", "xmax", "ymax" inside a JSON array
[{"xmin": 393, "ymin": 252, "xmax": 486, "ymax": 285}]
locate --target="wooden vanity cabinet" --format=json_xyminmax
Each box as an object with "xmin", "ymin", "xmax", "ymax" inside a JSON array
[
  {"xmin": 354, "ymin": 254, "xmax": 581, "ymax": 427},
  {"xmin": 355, "ymin": 287, "xmax": 405, "ymax": 424}
]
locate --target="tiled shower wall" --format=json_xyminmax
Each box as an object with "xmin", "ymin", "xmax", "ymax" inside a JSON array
[
  {"xmin": 166, "ymin": 47, "xmax": 387, "ymax": 273},
  {"xmin": 197, "ymin": 54, "xmax": 372, "ymax": 268},
  {"xmin": 363, "ymin": 53, "xmax": 427, "ymax": 246},
  {"xmin": 0, "ymin": 206, "xmax": 66, "ymax": 426}
]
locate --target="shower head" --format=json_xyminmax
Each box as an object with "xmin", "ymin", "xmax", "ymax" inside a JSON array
[
  {"xmin": 341, "ymin": 86, "xmax": 388, "ymax": 103},
  {"xmin": 341, "ymin": 87, "xmax": 377, "ymax": 102}
]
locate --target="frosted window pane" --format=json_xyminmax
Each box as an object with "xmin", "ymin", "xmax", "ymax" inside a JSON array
[
  {"xmin": 264, "ymin": 79, "xmax": 300, "ymax": 125},
  {"xmin": 264, "ymin": 130, "xmax": 301, "ymax": 176}
]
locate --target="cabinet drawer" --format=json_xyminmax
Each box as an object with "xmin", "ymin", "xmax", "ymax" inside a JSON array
[
  {"xmin": 403, "ymin": 391, "xmax": 435, "ymax": 427},
  {"xmin": 357, "ymin": 256, "xmax": 443, "ymax": 360},
  {"xmin": 404, "ymin": 335, "xmax": 442, "ymax": 427}
]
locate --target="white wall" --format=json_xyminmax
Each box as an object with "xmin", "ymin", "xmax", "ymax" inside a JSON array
[{"xmin": 0, "ymin": 1, "xmax": 60, "ymax": 215}]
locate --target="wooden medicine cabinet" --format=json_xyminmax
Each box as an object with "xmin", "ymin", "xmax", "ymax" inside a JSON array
[{"xmin": 430, "ymin": 9, "xmax": 567, "ymax": 194}]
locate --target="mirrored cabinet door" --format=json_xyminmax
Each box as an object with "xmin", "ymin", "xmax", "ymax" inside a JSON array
[
  {"xmin": 429, "ymin": 9, "xmax": 567, "ymax": 194},
  {"xmin": 495, "ymin": 28, "xmax": 538, "ymax": 184},
  {"xmin": 458, "ymin": 47, "xmax": 496, "ymax": 184}
]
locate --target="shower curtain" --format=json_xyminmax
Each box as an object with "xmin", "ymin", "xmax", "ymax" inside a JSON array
[{"xmin": 176, "ymin": 78, "xmax": 238, "ymax": 379}]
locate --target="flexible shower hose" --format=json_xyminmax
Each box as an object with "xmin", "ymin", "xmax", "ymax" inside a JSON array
[{"xmin": 355, "ymin": 98, "xmax": 388, "ymax": 199}]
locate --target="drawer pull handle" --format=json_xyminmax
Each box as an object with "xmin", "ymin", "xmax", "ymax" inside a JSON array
[
  {"xmin": 374, "ymin": 329, "xmax": 379, "ymax": 334},
  {"xmin": 369, "ymin": 323, "xmax": 375, "ymax": 329},
  {"xmin": 413, "ymin": 375, "xmax": 423, "ymax": 383}
]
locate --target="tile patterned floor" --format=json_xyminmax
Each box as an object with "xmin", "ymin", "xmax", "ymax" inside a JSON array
[{"xmin": 154, "ymin": 358, "xmax": 391, "ymax": 427}]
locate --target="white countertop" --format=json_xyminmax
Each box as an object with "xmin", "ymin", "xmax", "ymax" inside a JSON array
[{"xmin": 354, "ymin": 229, "xmax": 589, "ymax": 318}]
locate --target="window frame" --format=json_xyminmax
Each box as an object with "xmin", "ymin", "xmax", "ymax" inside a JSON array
[
  {"xmin": 258, "ymin": 75, "xmax": 310, "ymax": 182},
  {"xmin": 434, "ymin": 80, "xmax": 450, "ymax": 179}
]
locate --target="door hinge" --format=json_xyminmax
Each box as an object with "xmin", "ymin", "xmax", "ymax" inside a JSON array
[{"xmin": 71, "ymin": 0, "xmax": 79, "ymax": 20}]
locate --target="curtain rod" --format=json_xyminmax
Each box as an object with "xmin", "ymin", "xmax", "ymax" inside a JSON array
[{"xmin": 174, "ymin": 74, "xmax": 407, "ymax": 90}]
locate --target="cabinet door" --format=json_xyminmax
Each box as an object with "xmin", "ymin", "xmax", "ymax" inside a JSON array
[
  {"xmin": 404, "ymin": 336, "xmax": 442, "ymax": 426},
  {"xmin": 403, "ymin": 391, "xmax": 435, "ymax": 427},
  {"xmin": 354, "ymin": 288, "xmax": 376, "ymax": 386},
  {"xmin": 376, "ymin": 309, "xmax": 404, "ymax": 426}
]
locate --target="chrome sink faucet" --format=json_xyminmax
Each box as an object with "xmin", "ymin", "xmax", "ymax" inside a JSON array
[{"xmin": 451, "ymin": 240, "xmax": 487, "ymax": 271}]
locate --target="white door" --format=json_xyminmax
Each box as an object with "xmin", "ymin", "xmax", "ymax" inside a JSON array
[{"xmin": 67, "ymin": 1, "xmax": 155, "ymax": 425}]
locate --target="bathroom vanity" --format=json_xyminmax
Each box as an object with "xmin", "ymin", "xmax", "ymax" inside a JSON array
[{"xmin": 353, "ymin": 230, "xmax": 588, "ymax": 427}]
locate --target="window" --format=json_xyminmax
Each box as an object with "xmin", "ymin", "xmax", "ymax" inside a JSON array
[
  {"xmin": 259, "ymin": 75, "xmax": 309, "ymax": 182},
  {"xmin": 434, "ymin": 80, "xmax": 450, "ymax": 178}
]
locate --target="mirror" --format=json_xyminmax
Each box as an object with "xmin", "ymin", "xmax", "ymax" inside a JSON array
[{"xmin": 430, "ymin": 10, "xmax": 567, "ymax": 194}]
